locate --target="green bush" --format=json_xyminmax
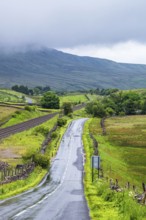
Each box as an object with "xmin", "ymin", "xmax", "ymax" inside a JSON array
[
  {"xmin": 57, "ymin": 118, "xmax": 67, "ymax": 127},
  {"xmin": 15, "ymin": 110, "xmax": 21, "ymax": 115},
  {"xmin": 68, "ymin": 113, "xmax": 73, "ymax": 118},
  {"xmin": 34, "ymin": 126, "xmax": 49, "ymax": 136},
  {"xmin": 24, "ymin": 105, "xmax": 36, "ymax": 112},
  {"xmin": 33, "ymin": 154, "xmax": 50, "ymax": 169},
  {"xmin": 51, "ymin": 131, "xmax": 58, "ymax": 139},
  {"xmin": 63, "ymin": 102, "xmax": 73, "ymax": 115}
]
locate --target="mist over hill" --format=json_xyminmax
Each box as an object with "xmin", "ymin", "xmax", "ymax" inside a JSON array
[{"xmin": 0, "ymin": 48, "xmax": 146, "ymax": 91}]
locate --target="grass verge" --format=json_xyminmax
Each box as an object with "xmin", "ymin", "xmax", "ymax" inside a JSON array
[{"xmin": 0, "ymin": 166, "xmax": 47, "ymax": 200}]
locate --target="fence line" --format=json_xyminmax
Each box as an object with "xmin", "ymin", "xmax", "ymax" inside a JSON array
[
  {"xmin": 90, "ymin": 125, "xmax": 146, "ymax": 205},
  {"xmin": 100, "ymin": 117, "xmax": 106, "ymax": 135},
  {"xmin": 0, "ymin": 162, "xmax": 35, "ymax": 185}
]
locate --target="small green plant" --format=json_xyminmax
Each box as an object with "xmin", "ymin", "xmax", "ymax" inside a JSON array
[
  {"xmin": 33, "ymin": 126, "xmax": 49, "ymax": 136},
  {"xmin": 57, "ymin": 118, "xmax": 67, "ymax": 127},
  {"xmin": 24, "ymin": 105, "xmax": 36, "ymax": 112},
  {"xmin": 51, "ymin": 131, "xmax": 58, "ymax": 139},
  {"xmin": 33, "ymin": 154, "xmax": 50, "ymax": 169}
]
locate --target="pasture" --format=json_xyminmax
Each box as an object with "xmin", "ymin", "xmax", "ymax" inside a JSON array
[
  {"xmin": 60, "ymin": 94, "xmax": 88, "ymax": 106},
  {"xmin": 0, "ymin": 106, "xmax": 19, "ymax": 125},
  {"xmin": 0, "ymin": 89, "xmax": 24, "ymax": 103},
  {"xmin": 83, "ymin": 117, "xmax": 146, "ymax": 219},
  {"xmin": 89, "ymin": 115, "xmax": 146, "ymax": 189}
]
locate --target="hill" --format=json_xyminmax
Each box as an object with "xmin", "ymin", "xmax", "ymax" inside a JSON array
[{"xmin": 0, "ymin": 48, "xmax": 146, "ymax": 91}]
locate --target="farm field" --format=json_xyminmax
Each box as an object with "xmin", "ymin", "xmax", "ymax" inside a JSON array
[
  {"xmin": 0, "ymin": 89, "xmax": 25, "ymax": 103},
  {"xmin": 0, "ymin": 107, "xmax": 48, "ymax": 128},
  {"xmin": 0, "ymin": 116, "xmax": 58, "ymax": 166},
  {"xmin": 0, "ymin": 106, "xmax": 19, "ymax": 125},
  {"xmin": 83, "ymin": 118, "xmax": 146, "ymax": 220},
  {"xmin": 60, "ymin": 94, "xmax": 88, "ymax": 106},
  {"xmin": 0, "ymin": 89, "xmax": 36, "ymax": 104},
  {"xmin": 89, "ymin": 115, "xmax": 146, "ymax": 189}
]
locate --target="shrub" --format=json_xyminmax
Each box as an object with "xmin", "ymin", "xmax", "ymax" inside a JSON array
[
  {"xmin": 34, "ymin": 126, "xmax": 49, "ymax": 136},
  {"xmin": 33, "ymin": 154, "xmax": 50, "ymax": 169},
  {"xmin": 68, "ymin": 113, "xmax": 73, "ymax": 118},
  {"xmin": 51, "ymin": 131, "xmax": 58, "ymax": 139},
  {"xmin": 15, "ymin": 110, "xmax": 21, "ymax": 115},
  {"xmin": 63, "ymin": 102, "xmax": 73, "ymax": 115},
  {"xmin": 24, "ymin": 105, "xmax": 36, "ymax": 112},
  {"xmin": 57, "ymin": 118, "xmax": 67, "ymax": 127}
]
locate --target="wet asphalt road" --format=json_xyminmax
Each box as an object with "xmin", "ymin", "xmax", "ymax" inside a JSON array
[{"xmin": 0, "ymin": 118, "xmax": 90, "ymax": 220}]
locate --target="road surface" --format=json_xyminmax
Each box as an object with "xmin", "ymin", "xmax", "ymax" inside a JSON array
[{"xmin": 0, "ymin": 118, "xmax": 90, "ymax": 220}]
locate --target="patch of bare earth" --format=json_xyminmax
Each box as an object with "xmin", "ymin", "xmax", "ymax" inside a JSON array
[{"xmin": 0, "ymin": 149, "xmax": 20, "ymax": 159}]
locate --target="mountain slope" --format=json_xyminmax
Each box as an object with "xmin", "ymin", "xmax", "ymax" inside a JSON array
[{"xmin": 0, "ymin": 48, "xmax": 146, "ymax": 90}]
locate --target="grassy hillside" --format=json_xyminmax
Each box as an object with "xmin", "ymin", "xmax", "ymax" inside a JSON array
[
  {"xmin": 1, "ymin": 107, "xmax": 47, "ymax": 128},
  {"xmin": 60, "ymin": 94, "xmax": 88, "ymax": 106},
  {"xmin": 83, "ymin": 118, "xmax": 146, "ymax": 220},
  {"xmin": 0, "ymin": 89, "xmax": 24, "ymax": 103},
  {"xmin": 0, "ymin": 106, "xmax": 19, "ymax": 125},
  {"xmin": 89, "ymin": 116, "xmax": 146, "ymax": 189},
  {"xmin": 1, "ymin": 48, "xmax": 146, "ymax": 90}
]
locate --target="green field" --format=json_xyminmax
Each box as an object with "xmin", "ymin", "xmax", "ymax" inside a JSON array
[
  {"xmin": 0, "ymin": 116, "xmax": 58, "ymax": 166},
  {"xmin": 0, "ymin": 89, "xmax": 36, "ymax": 104},
  {"xmin": 1, "ymin": 107, "xmax": 48, "ymax": 128},
  {"xmin": 89, "ymin": 116, "xmax": 146, "ymax": 189},
  {"xmin": 0, "ymin": 106, "xmax": 19, "ymax": 125},
  {"xmin": 60, "ymin": 94, "xmax": 88, "ymax": 106},
  {"xmin": 0, "ymin": 89, "xmax": 25, "ymax": 103},
  {"xmin": 83, "ymin": 118, "xmax": 146, "ymax": 220}
]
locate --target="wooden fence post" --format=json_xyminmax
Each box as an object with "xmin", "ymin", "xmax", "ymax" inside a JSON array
[{"xmin": 142, "ymin": 183, "xmax": 146, "ymax": 204}]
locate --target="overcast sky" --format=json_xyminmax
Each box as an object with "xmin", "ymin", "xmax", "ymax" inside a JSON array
[{"xmin": 0, "ymin": 0, "xmax": 146, "ymax": 64}]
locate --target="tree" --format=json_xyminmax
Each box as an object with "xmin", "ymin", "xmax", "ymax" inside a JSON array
[
  {"xmin": 41, "ymin": 92, "xmax": 60, "ymax": 109},
  {"xmin": 85, "ymin": 101, "xmax": 106, "ymax": 117},
  {"xmin": 141, "ymin": 100, "xmax": 146, "ymax": 114},
  {"xmin": 63, "ymin": 102, "xmax": 73, "ymax": 115},
  {"xmin": 11, "ymin": 85, "xmax": 30, "ymax": 95},
  {"xmin": 92, "ymin": 103, "xmax": 106, "ymax": 117},
  {"xmin": 12, "ymin": 85, "xmax": 19, "ymax": 92}
]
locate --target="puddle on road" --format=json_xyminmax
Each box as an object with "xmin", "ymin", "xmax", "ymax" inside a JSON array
[{"xmin": 71, "ymin": 189, "xmax": 83, "ymax": 195}]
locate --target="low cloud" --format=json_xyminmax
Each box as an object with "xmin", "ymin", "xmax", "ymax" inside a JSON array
[
  {"xmin": 60, "ymin": 41, "xmax": 146, "ymax": 65},
  {"xmin": 0, "ymin": 0, "xmax": 146, "ymax": 51}
]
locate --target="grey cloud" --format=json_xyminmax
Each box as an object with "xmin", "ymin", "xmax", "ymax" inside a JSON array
[{"xmin": 0, "ymin": 0, "xmax": 146, "ymax": 50}]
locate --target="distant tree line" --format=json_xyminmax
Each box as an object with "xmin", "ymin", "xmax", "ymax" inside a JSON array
[
  {"xmin": 89, "ymin": 88, "xmax": 119, "ymax": 96},
  {"xmin": 11, "ymin": 85, "xmax": 33, "ymax": 95},
  {"xmin": 86, "ymin": 90, "xmax": 146, "ymax": 117},
  {"xmin": 11, "ymin": 85, "xmax": 51, "ymax": 95}
]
